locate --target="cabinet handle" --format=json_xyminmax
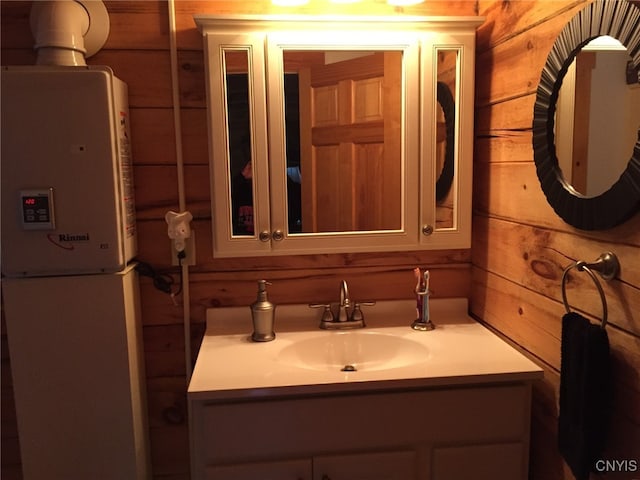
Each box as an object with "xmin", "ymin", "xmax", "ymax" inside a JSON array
[
  {"xmin": 258, "ymin": 230, "xmax": 271, "ymax": 242},
  {"xmin": 422, "ymin": 224, "xmax": 434, "ymax": 236},
  {"xmin": 272, "ymin": 229, "xmax": 284, "ymax": 241}
]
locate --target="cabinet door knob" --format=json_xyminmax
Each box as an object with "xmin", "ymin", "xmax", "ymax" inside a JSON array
[
  {"xmin": 259, "ymin": 230, "xmax": 271, "ymax": 242},
  {"xmin": 272, "ymin": 229, "xmax": 284, "ymax": 241},
  {"xmin": 422, "ymin": 224, "xmax": 434, "ymax": 236}
]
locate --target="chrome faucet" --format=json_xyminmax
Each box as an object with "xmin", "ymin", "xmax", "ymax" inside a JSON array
[
  {"xmin": 309, "ymin": 280, "xmax": 375, "ymax": 330},
  {"xmin": 338, "ymin": 280, "xmax": 351, "ymax": 322}
]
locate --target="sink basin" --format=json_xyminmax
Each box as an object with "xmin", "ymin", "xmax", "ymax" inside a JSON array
[{"xmin": 277, "ymin": 330, "xmax": 430, "ymax": 372}]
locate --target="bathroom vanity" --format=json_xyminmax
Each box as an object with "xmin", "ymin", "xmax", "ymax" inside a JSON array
[{"xmin": 188, "ymin": 299, "xmax": 543, "ymax": 480}]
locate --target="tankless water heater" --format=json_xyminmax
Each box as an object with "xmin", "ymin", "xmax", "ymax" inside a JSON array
[{"xmin": 1, "ymin": 65, "xmax": 137, "ymax": 276}]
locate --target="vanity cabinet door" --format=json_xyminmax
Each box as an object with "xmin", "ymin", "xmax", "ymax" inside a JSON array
[
  {"xmin": 431, "ymin": 443, "xmax": 526, "ymax": 480},
  {"xmin": 313, "ymin": 450, "xmax": 416, "ymax": 480},
  {"xmin": 205, "ymin": 459, "xmax": 311, "ymax": 480}
]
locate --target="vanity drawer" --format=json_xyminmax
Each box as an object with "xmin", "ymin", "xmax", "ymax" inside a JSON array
[{"xmin": 193, "ymin": 384, "xmax": 531, "ymax": 465}]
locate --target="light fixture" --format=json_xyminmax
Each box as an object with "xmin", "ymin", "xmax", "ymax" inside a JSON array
[
  {"xmin": 271, "ymin": 0, "xmax": 425, "ymax": 5},
  {"xmin": 271, "ymin": 0, "xmax": 309, "ymax": 6},
  {"xmin": 387, "ymin": 0, "xmax": 425, "ymax": 5}
]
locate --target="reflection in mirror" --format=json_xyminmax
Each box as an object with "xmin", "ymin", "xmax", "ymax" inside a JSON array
[
  {"xmin": 224, "ymin": 50, "xmax": 255, "ymax": 237},
  {"xmin": 555, "ymin": 37, "xmax": 640, "ymax": 197},
  {"xmin": 282, "ymin": 50, "xmax": 403, "ymax": 234},
  {"xmin": 435, "ymin": 50, "xmax": 458, "ymax": 230}
]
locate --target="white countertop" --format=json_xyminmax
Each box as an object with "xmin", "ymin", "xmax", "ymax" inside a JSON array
[{"xmin": 188, "ymin": 298, "xmax": 543, "ymax": 401}]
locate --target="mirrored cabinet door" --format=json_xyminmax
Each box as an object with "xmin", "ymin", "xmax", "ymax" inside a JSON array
[
  {"xmin": 203, "ymin": 33, "xmax": 272, "ymax": 257},
  {"xmin": 420, "ymin": 35, "xmax": 476, "ymax": 249},
  {"xmin": 266, "ymin": 29, "xmax": 421, "ymax": 255}
]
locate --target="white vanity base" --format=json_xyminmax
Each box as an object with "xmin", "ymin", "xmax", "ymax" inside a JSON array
[{"xmin": 189, "ymin": 299, "xmax": 543, "ymax": 480}]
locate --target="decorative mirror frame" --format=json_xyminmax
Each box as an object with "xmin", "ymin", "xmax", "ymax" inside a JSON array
[{"xmin": 532, "ymin": 0, "xmax": 640, "ymax": 230}]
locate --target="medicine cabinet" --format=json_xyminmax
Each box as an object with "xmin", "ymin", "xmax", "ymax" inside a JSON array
[{"xmin": 195, "ymin": 15, "xmax": 483, "ymax": 257}]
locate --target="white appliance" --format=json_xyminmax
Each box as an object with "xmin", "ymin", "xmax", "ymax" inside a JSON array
[
  {"xmin": 2, "ymin": 266, "xmax": 150, "ymax": 479},
  {"xmin": 1, "ymin": 66, "xmax": 150, "ymax": 479},
  {"xmin": 1, "ymin": 65, "xmax": 136, "ymax": 277}
]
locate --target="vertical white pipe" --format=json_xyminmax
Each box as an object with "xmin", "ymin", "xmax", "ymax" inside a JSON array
[
  {"xmin": 167, "ymin": 0, "xmax": 192, "ymax": 381},
  {"xmin": 31, "ymin": 0, "xmax": 90, "ymax": 66}
]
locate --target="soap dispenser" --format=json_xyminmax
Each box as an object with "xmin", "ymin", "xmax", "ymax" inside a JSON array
[{"xmin": 250, "ymin": 280, "xmax": 276, "ymax": 342}]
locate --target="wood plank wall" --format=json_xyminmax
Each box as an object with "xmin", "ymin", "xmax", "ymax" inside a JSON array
[
  {"xmin": 1, "ymin": 2, "xmax": 476, "ymax": 479},
  {"xmin": 473, "ymin": 1, "xmax": 640, "ymax": 480}
]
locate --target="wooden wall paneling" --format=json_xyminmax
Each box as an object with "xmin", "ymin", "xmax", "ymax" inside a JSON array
[
  {"xmin": 0, "ymin": 2, "xmax": 34, "ymax": 49},
  {"xmin": 471, "ymin": 266, "xmax": 562, "ymax": 368},
  {"xmin": 147, "ymin": 376, "xmax": 188, "ymax": 429},
  {"xmin": 475, "ymin": 3, "xmax": 587, "ymax": 105},
  {"xmin": 133, "ymin": 164, "xmax": 210, "ymax": 220},
  {"xmin": 134, "ymin": 264, "xmax": 471, "ymax": 350},
  {"xmin": 473, "ymin": 146, "xmax": 640, "ymax": 244},
  {"xmin": 476, "ymin": 93, "xmax": 535, "ymax": 132},
  {"xmin": 102, "ymin": 1, "xmax": 169, "ymax": 50},
  {"xmin": 144, "ymin": 324, "xmax": 205, "ymax": 378},
  {"xmin": 149, "ymin": 425, "xmax": 190, "ymax": 479},
  {"xmin": 473, "ymin": 1, "xmax": 640, "ymax": 479},
  {"xmin": 474, "ymin": 133, "xmax": 532, "ymax": 168},
  {"xmin": 134, "ymin": 165, "xmax": 181, "ymax": 220},
  {"xmin": 181, "ymin": 108, "xmax": 210, "ymax": 166},
  {"xmin": 139, "ymin": 280, "xmax": 187, "ymax": 327},
  {"xmin": 177, "ymin": 50, "xmax": 207, "ymax": 108},
  {"xmin": 473, "ymin": 161, "xmax": 562, "ymax": 227},
  {"xmin": 476, "ymin": 0, "xmax": 588, "ymax": 52},
  {"xmin": 0, "ymin": 50, "xmax": 36, "ymax": 66},
  {"xmin": 188, "ymin": 264, "xmax": 470, "ymax": 310},
  {"xmin": 130, "ymin": 109, "xmax": 178, "ymax": 166},
  {"xmin": 472, "ymin": 216, "xmax": 640, "ymax": 333},
  {"xmin": 146, "ymin": 376, "xmax": 191, "ymax": 479}
]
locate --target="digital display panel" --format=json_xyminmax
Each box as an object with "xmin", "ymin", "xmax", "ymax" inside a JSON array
[{"xmin": 20, "ymin": 189, "xmax": 55, "ymax": 230}]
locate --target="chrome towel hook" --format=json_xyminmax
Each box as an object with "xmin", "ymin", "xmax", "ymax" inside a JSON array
[{"xmin": 561, "ymin": 252, "xmax": 620, "ymax": 329}]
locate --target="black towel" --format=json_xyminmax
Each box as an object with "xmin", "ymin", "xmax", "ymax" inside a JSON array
[{"xmin": 558, "ymin": 312, "xmax": 611, "ymax": 480}]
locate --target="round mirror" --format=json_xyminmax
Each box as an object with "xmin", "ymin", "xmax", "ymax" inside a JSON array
[{"xmin": 532, "ymin": 0, "xmax": 640, "ymax": 230}]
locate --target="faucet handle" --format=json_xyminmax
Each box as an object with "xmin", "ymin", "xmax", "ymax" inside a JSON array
[
  {"xmin": 350, "ymin": 301, "xmax": 376, "ymax": 324},
  {"xmin": 309, "ymin": 303, "xmax": 334, "ymax": 324}
]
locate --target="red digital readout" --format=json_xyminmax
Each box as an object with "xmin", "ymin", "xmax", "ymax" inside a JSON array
[{"xmin": 24, "ymin": 198, "xmax": 37, "ymax": 206}]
